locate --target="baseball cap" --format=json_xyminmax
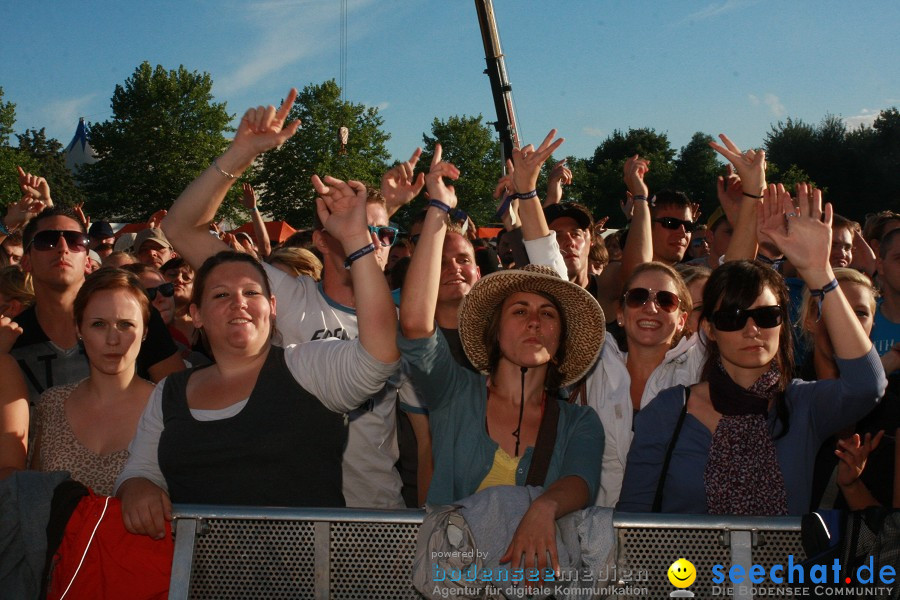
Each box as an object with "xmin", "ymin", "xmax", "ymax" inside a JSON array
[
  {"xmin": 543, "ymin": 202, "xmax": 594, "ymax": 230},
  {"xmin": 134, "ymin": 228, "xmax": 173, "ymax": 251}
]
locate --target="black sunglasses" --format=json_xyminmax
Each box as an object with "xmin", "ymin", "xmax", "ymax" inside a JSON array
[
  {"xmin": 146, "ymin": 282, "xmax": 175, "ymax": 301},
  {"xmin": 654, "ymin": 217, "xmax": 696, "ymax": 232},
  {"xmin": 711, "ymin": 305, "xmax": 783, "ymax": 332},
  {"xmin": 27, "ymin": 230, "xmax": 91, "ymax": 253},
  {"xmin": 623, "ymin": 287, "xmax": 681, "ymax": 313},
  {"xmin": 368, "ymin": 226, "xmax": 398, "ymax": 248}
]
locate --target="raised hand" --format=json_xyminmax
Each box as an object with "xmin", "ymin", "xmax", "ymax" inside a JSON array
[
  {"xmin": 709, "ymin": 134, "xmax": 766, "ymax": 198},
  {"xmin": 757, "ymin": 183, "xmax": 789, "ymax": 256},
  {"xmin": 311, "ymin": 175, "xmax": 369, "ymax": 250},
  {"xmin": 73, "ymin": 202, "xmax": 90, "ymax": 229},
  {"xmin": 230, "ymin": 88, "xmax": 302, "ymax": 162},
  {"xmin": 147, "ymin": 209, "xmax": 168, "ymax": 229},
  {"xmin": 623, "ymin": 154, "xmax": 650, "ymax": 198},
  {"xmin": 595, "ymin": 215, "xmax": 610, "ymax": 234},
  {"xmin": 4, "ymin": 195, "xmax": 47, "ymax": 232},
  {"xmin": 716, "ymin": 164, "xmax": 743, "ymax": 226},
  {"xmin": 16, "ymin": 166, "xmax": 53, "ymax": 207},
  {"xmin": 0, "ymin": 315, "xmax": 23, "ymax": 353},
  {"xmin": 424, "ymin": 143, "xmax": 459, "ymax": 210},
  {"xmin": 381, "ymin": 148, "xmax": 425, "ymax": 215},
  {"xmin": 836, "ymin": 431, "xmax": 884, "ymax": 488},
  {"xmin": 545, "ymin": 159, "xmax": 572, "ymax": 206},
  {"xmin": 240, "ymin": 183, "xmax": 257, "ymax": 210},
  {"xmin": 759, "ymin": 182, "xmax": 832, "ymax": 273},
  {"xmin": 511, "ymin": 130, "xmax": 564, "ymax": 195}
]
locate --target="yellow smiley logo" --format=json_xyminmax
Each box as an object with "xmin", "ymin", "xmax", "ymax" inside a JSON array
[{"xmin": 668, "ymin": 558, "xmax": 696, "ymax": 588}]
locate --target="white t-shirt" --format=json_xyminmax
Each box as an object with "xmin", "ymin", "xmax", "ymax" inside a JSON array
[{"xmin": 264, "ymin": 263, "xmax": 411, "ymax": 509}]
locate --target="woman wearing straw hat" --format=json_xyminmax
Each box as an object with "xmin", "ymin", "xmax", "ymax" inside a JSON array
[{"xmin": 399, "ymin": 143, "xmax": 604, "ymax": 575}]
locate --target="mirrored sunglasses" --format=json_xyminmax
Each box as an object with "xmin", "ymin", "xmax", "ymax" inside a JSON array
[
  {"xmin": 711, "ymin": 305, "xmax": 783, "ymax": 332},
  {"xmin": 27, "ymin": 230, "xmax": 91, "ymax": 253},
  {"xmin": 623, "ymin": 287, "xmax": 681, "ymax": 313}
]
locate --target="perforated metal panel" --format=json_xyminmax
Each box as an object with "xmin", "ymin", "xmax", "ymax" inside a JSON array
[
  {"xmin": 329, "ymin": 521, "xmax": 422, "ymax": 599},
  {"xmin": 188, "ymin": 518, "xmax": 316, "ymax": 599},
  {"xmin": 751, "ymin": 530, "xmax": 806, "ymax": 572},
  {"xmin": 616, "ymin": 527, "xmax": 731, "ymax": 599}
]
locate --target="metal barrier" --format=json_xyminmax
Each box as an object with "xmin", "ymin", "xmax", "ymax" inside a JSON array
[{"xmin": 168, "ymin": 505, "xmax": 805, "ymax": 600}]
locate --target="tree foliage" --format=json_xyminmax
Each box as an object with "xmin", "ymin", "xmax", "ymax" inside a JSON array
[
  {"xmin": 16, "ymin": 128, "xmax": 86, "ymax": 205},
  {"xmin": 576, "ymin": 128, "xmax": 675, "ymax": 227},
  {"xmin": 765, "ymin": 109, "xmax": 900, "ymax": 220},
  {"xmin": 254, "ymin": 80, "xmax": 391, "ymax": 228},
  {"xmin": 418, "ymin": 115, "xmax": 502, "ymax": 228},
  {"xmin": 0, "ymin": 87, "xmax": 15, "ymax": 147},
  {"xmin": 77, "ymin": 62, "xmax": 234, "ymax": 222},
  {"xmin": 672, "ymin": 132, "xmax": 721, "ymax": 216}
]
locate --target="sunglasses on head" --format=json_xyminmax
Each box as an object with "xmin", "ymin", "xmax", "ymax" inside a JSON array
[
  {"xmin": 27, "ymin": 230, "xmax": 91, "ymax": 253},
  {"xmin": 623, "ymin": 287, "xmax": 681, "ymax": 313},
  {"xmin": 368, "ymin": 225, "xmax": 398, "ymax": 247},
  {"xmin": 711, "ymin": 305, "xmax": 783, "ymax": 332},
  {"xmin": 146, "ymin": 282, "xmax": 175, "ymax": 301},
  {"xmin": 653, "ymin": 217, "xmax": 696, "ymax": 232}
]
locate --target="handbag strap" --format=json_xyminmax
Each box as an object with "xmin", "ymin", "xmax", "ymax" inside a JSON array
[
  {"xmin": 652, "ymin": 387, "xmax": 690, "ymax": 513},
  {"xmin": 525, "ymin": 395, "xmax": 560, "ymax": 487}
]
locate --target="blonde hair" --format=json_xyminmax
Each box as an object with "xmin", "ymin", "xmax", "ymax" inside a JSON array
[
  {"xmin": 267, "ymin": 247, "xmax": 323, "ymax": 280},
  {"xmin": 799, "ymin": 268, "xmax": 877, "ymax": 341},
  {"xmin": 0, "ymin": 266, "xmax": 34, "ymax": 308}
]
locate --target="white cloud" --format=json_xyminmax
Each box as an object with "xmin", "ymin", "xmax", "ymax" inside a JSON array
[
  {"xmin": 367, "ymin": 101, "xmax": 390, "ymax": 112},
  {"xmin": 844, "ymin": 108, "xmax": 880, "ymax": 129},
  {"xmin": 763, "ymin": 93, "xmax": 786, "ymax": 117},
  {"xmin": 217, "ymin": 0, "xmax": 376, "ymax": 95},
  {"xmin": 39, "ymin": 93, "xmax": 99, "ymax": 141},
  {"xmin": 582, "ymin": 127, "xmax": 605, "ymax": 137},
  {"xmin": 676, "ymin": 0, "xmax": 761, "ymax": 25},
  {"xmin": 748, "ymin": 93, "xmax": 785, "ymax": 117}
]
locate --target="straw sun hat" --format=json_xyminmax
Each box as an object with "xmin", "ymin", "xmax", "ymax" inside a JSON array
[{"xmin": 457, "ymin": 264, "xmax": 605, "ymax": 386}]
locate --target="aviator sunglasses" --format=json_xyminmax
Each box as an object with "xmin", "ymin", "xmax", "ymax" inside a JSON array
[
  {"xmin": 623, "ymin": 288, "xmax": 681, "ymax": 313},
  {"xmin": 711, "ymin": 305, "xmax": 783, "ymax": 332},
  {"xmin": 146, "ymin": 282, "xmax": 176, "ymax": 301},
  {"xmin": 653, "ymin": 217, "xmax": 697, "ymax": 233},
  {"xmin": 368, "ymin": 225, "xmax": 399, "ymax": 247},
  {"xmin": 27, "ymin": 230, "xmax": 91, "ymax": 253}
]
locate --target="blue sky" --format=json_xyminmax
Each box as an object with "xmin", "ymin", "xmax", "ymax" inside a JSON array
[{"xmin": 2, "ymin": 1, "xmax": 898, "ymax": 164}]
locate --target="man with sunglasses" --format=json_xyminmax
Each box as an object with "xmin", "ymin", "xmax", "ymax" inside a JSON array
[
  {"xmin": 648, "ymin": 190, "xmax": 695, "ymax": 265},
  {"xmin": 7, "ymin": 207, "xmax": 184, "ymax": 401}
]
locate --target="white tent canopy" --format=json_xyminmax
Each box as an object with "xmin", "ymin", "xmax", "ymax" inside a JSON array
[{"xmin": 64, "ymin": 117, "xmax": 98, "ymax": 173}]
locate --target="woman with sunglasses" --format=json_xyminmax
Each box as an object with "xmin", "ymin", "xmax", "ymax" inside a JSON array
[
  {"xmin": 29, "ymin": 268, "xmax": 155, "ymax": 495},
  {"xmin": 618, "ymin": 187, "xmax": 887, "ymax": 515}
]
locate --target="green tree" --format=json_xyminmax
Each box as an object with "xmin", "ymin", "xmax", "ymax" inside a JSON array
[
  {"xmin": 579, "ymin": 128, "xmax": 675, "ymax": 227},
  {"xmin": 77, "ymin": 62, "xmax": 234, "ymax": 222},
  {"xmin": 418, "ymin": 115, "xmax": 502, "ymax": 228},
  {"xmin": 672, "ymin": 132, "xmax": 721, "ymax": 216},
  {"xmin": 16, "ymin": 128, "xmax": 85, "ymax": 205},
  {"xmin": 254, "ymin": 80, "xmax": 391, "ymax": 228},
  {"xmin": 0, "ymin": 87, "xmax": 24, "ymax": 205},
  {"xmin": 0, "ymin": 87, "xmax": 15, "ymax": 147}
]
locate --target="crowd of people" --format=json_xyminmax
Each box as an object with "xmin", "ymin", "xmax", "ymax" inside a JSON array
[{"xmin": 1, "ymin": 88, "xmax": 898, "ymax": 580}]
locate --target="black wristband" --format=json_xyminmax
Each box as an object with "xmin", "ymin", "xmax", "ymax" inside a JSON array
[
  {"xmin": 512, "ymin": 190, "xmax": 538, "ymax": 200},
  {"xmin": 343, "ymin": 242, "xmax": 377, "ymax": 269},
  {"xmin": 742, "ymin": 191, "xmax": 764, "ymax": 199}
]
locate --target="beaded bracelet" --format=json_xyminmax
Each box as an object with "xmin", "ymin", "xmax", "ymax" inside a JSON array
[
  {"xmin": 343, "ymin": 242, "xmax": 376, "ymax": 269},
  {"xmin": 810, "ymin": 278, "xmax": 839, "ymax": 322}
]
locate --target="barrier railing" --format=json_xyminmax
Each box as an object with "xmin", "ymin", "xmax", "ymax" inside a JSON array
[{"xmin": 168, "ymin": 505, "xmax": 805, "ymax": 600}]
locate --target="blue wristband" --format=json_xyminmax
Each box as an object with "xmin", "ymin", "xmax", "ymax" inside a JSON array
[
  {"xmin": 428, "ymin": 199, "xmax": 452, "ymax": 213},
  {"xmin": 0, "ymin": 221, "xmax": 9, "ymax": 236},
  {"xmin": 810, "ymin": 278, "xmax": 839, "ymax": 322},
  {"xmin": 512, "ymin": 190, "xmax": 538, "ymax": 200},
  {"xmin": 343, "ymin": 242, "xmax": 376, "ymax": 269}
]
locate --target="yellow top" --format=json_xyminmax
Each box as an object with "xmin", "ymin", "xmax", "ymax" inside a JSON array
[{"xmin": 475, "ymin": 446, "xmax": 521, "ymax": 492}]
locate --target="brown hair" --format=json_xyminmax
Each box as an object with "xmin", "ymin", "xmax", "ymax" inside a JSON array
[
  {"xmin": 483, "ymin": 290, "xmax": 567, "ymax": 391},
  {"xmin": 73, "ymin": 268, "xmax": 151, "ymax": 329},
  {"xmin": 192, "ymin": 251, "xmax": 272, "ymax": 308},
  {"xmin": 700, "ymin": 261, "xmax": 793, "ymax": 434}
]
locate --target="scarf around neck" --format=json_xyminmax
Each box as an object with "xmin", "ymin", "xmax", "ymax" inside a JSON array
[{"xmin": 704, "ymin": 360, "xmax": 788, "ymax": 515}]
